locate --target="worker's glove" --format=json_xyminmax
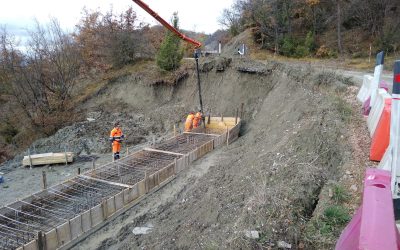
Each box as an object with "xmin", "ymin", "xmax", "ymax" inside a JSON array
[{"xmin": 109, "ymin": 137, "xmax": 114, "ymax": 142}]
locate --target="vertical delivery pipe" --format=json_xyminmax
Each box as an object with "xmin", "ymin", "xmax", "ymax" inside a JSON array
[
  {"xmin": 194, "ymin": 50, "xmax": 205, "ymax": 128},
  {"xmin": 391, "ymin": 61, "xmax": 400, "ymax": 199}
]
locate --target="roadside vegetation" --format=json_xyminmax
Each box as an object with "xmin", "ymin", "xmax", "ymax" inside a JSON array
[
  {"xmin": 219, "ymin": 0, "xmax": 400, "ymax": 59},
  {"xmin": 305, "ymin": 183, "xmax": 352, "ymax": 248}
]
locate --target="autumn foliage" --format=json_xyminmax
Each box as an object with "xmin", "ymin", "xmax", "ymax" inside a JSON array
[{"xmin": 74, "ymin": 7, "xmax": 158, "ymax": 70}]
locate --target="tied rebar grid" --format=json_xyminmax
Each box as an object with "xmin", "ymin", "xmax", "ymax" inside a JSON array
[
  {"xmin": 154, "ymin": 133, "xmax": 215, "ymax": 154},
  {"xmin": 0, "ymin": 131, "xmax": 221, "ymax": 249},
  {"xmin": 86, "ymin": 151, "xmax": 180, "ymax": 185},
  {"xmin": 0, "ymin": 177, "xmax": 124, "ymax": 249}
]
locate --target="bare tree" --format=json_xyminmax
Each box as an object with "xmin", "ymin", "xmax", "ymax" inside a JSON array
[{"xmin": 0, "ymin": 19, "xmax": 82, "ymax": 133}]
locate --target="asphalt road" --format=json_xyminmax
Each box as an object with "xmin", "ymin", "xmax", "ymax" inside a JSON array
[{"xmin": 338, "ymin": 69, "xmax": 394, "ymax": 87}]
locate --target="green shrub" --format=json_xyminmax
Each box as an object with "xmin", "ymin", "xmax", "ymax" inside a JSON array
[
  {"xmin": 332, "ymin": 185, "xmax": 350, "ymax": 204},
  {"xmin": 304, "ymin": 31, "xmax": 316, "ymax": 53},
  {"xmin": 156, "ymin": 13, "xmax": 184, "ymax": 71},
  {"xmin": 280, "ymin": 36, "xmax": 297, "ymax": 56},
  {"xmin": 281, "ymin": 32, "xmax": 315, "ymax": 58},
  {"xmin": 295, "ymin": 45, "xmax": 309, "ymax": 58},
  {"xmin": 109, "ymin": 31, "xmax": 137, "ymax": 68},
  {"xmin": 323, "ymin": 205, "xmax": 350, "ymax": 227}
]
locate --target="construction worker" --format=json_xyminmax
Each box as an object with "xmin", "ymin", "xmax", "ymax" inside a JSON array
[
  {"xmin": 184, "ymin": 111, "xmax": 195, "ymax": 132},
  {"xmin": 109, "ymin": 122, "xmax": 124, "ymax": 160},
  {"xmin": 193, "ymin": 110, "xmax": 203, "ymax": 128}
]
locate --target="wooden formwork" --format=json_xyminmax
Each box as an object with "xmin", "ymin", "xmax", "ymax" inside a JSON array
[{"xmin": 4, "ymin": 117, "xmax": 241, "ymax": 250}]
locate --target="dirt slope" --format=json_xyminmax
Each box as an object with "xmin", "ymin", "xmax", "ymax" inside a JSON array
[{"xmin": 66, "ymin": 59, "xmax": 362, "ymax": 249}]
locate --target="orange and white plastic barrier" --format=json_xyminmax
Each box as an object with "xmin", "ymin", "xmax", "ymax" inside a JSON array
[
  {"xmin": 370, "ymin": 98, "xmax": 391, "ymax": 161},
  {"xmin": 367, "ymin": 88, "xmax": 391, "ymax": 136},
  {"xmin": 357, "ymin": 75, "xmax": 373, "ymax": 103},
  {"xmin": 357, "ymin": 52, "xmax": 384, "ymax": 104},
  {"xmin": 341, "ymin": 57, "xmax": 400, "ymax": 248}
]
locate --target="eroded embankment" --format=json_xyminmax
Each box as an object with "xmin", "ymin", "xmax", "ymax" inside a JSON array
[{"xmin": 72, "ymin": 59, "xmax": 354, "ymax": 250}]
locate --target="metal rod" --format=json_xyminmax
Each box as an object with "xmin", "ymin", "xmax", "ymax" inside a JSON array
[
  {"xmin": 0, "ymin": 214, "xmax": 42, "ymax": 231},
  {"xmin": 5, "ymin": 206, "xmax": 52, "ymax": 223},
  {"xmin": 19, "ymin": 200, "xmax": 68, "ymax": 220}
]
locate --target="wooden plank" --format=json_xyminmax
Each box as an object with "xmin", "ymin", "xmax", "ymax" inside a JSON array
[
  {"xmin": 183, "ymin": 132, "xmax": 220, "ymax": 137},
  {"xmin": 208, "ymin": 117, "xmax": 240, "ymax": 123},
  {"xmin": 56, "ymin": 222, "xmax": 71, "ymax": 247},
  {"xmin": 106, "ymin": 197, "xmax": 116, "ymax": 217},
  {"xmin": 81, "ymin": 210, "xmax": 91, "ymax": 233},
  {"xmin": 90, "ymin": 204, "xmax": 103, "ymax": 227},
  {"xmin": 23, "ymin": 240, "xmax": 38, "ymax": 250},
  {"xmin": 45, "ymin": 229, "xmax": 58, "ymax": 250},
  {"xmin": 22, "ymin": 152, "xmax": 74, "ymax": 166},
  {"xmin": 143, "ymin": 148, "xmax": 184, "ymax": 156},
  {"xmin": 114, "ymin": 191, "xmax": 124, "ymax": 211},
  {"xmin": 69, "ymin": 215, "xmax": 83, "ymax": 240},
  {"xmin": 79, "ymin": 175, "xmax": 132, "ymax": 189}
]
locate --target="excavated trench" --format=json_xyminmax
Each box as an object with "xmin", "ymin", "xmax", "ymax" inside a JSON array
[
  {"xmin": 0, "ymin": 117, "xmax": 240, "ymax": 249},
  {"xmin": 0, "ymin": 58, "xmax": 353, "ymax": 249},
  {"xmin": 72, "ymin": 59, "xmax": 352, "ymax": 249}
]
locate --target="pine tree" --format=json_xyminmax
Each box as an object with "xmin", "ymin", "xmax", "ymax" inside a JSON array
[{"xmin": 156, "ymin": 13, "xmax": 183, "ymax": 71}]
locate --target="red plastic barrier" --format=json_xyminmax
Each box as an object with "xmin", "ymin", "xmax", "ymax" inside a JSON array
[
  {"xmin": 336, "ymin": 168, "xmax": 400, "ymax": 250},
  {"xmin": 362, "ymin": 81, "xmax": 389, "ymax": 116},
  {"xmin": 380, "ymin": 80, "xmax": 389, "ymax": 92},
  {"xmin": 362, "ymin": 97, "xmax": 371, "ymax": 116},
  {"xmin": 370, "ymin": 98, "xmax": 391, "ymax": 161}
]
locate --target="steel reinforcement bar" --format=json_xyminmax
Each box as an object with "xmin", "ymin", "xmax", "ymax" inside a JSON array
[{"xmin": 0, "ymin": 117, "xmax": 241, "ymax": 250}]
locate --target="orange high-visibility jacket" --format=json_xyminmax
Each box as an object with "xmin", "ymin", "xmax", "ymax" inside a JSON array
[
  {"xmin": 110, "ymin": 127, "xmax": 123, "ymax": 153},
  {"xmin": 184, "ymin": 113, "xmax": 195, "ymax": 132},
  {"xmin": 193, "ymin": 112, "xmax": 202, "ymax": 128}
]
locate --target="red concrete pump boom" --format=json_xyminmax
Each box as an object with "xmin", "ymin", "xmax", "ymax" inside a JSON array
[{"xmin": 131, "ymin": 0, "xmax": 202, "ymax": 48}]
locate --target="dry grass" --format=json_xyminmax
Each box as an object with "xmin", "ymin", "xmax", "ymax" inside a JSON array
[
  {"xmin": 72, "ymin": 58, "xmax": 195, "ymax": 108},
  {"xmin": 249, "ymin": 45, "xmax": 400, "ymax": 74}
]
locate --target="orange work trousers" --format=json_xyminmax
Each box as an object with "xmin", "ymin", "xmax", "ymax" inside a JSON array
[
  {"xmin": 112, "ymin": 141, "xmax": 121, "ymax": 153},
  {"xmin": 184, "ymin": 121, "xmax": 193, "ymax": 132}
]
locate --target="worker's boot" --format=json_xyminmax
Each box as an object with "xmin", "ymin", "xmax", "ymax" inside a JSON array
[{"xmin": 113, "ymin": 152, "xmax": 120, "ymax": 160}]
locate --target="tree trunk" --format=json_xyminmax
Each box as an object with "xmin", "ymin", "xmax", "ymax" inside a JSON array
[
  {"xmin": 312, "ymin": 6, "xmax": 316, "ymax": 37},
  {"xmin": 336, "ymin": 0, "xmax": 343, "ymax": 55}
]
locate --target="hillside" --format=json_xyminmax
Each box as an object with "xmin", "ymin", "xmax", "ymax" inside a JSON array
[
  {"xmin": 0, "ymin": 47, "xmax": 375, "ymax": 249},
  {"xmin": 69, "ymin": 57, "xmax": 369, "ymax": 249},
  {"xmin": 0, "ymin": 7, "xmax": 389, "ymax": 246}
]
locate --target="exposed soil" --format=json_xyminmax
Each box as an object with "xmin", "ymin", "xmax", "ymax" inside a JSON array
[
  {"xmin": 71, "ymin": 59, "xmax": 365, "ymax": 249},
  {"xmin": 0, "ymin": 55, "xmax": 373, "ymax": 249}
]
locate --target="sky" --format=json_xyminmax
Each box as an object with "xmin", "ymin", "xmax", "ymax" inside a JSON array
[{"xmin": 0, "ymin": 0, "xmax": 235, "ymax": 39}]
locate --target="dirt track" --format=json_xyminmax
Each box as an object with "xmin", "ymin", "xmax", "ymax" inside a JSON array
[{"xmin": 0, "ymin": 57, "xmax": 372, "ymax": 249}]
